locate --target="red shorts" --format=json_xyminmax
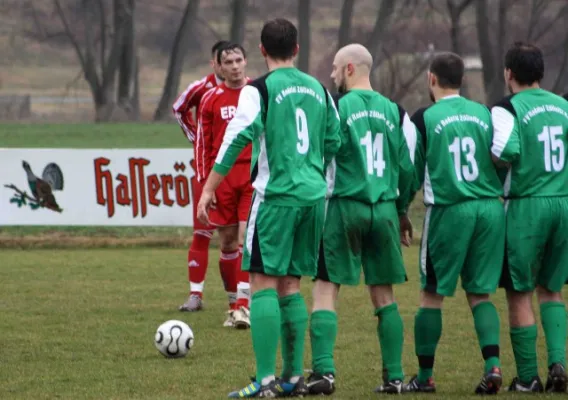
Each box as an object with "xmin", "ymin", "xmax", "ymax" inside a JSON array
[
  {"xmin": 190, "ymin": 160, "xmax": 214, "ymax": 231},
  {"xmin": 209, "ymin": 162, "xmax": 253, "ymax": 227}
]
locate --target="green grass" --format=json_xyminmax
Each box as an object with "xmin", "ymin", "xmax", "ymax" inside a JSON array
[
  {"xmin": 0, "ymin": 246, "xmax": 562, "ymax": 399},
  {"xmin": 0, "ymin": 123, "xmax": 188, "ymax": 148}
]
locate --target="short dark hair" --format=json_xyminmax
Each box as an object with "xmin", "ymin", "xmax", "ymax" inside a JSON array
[
  {"xmin": 504, "ymin": 42, "xmax": 544, "ymax": 85},
  {"xmin": 216, "ymin": 43, "xmax": 247, "ymax": 64},
  {"xmin": 211, "ymin": 40, "xmax": 230, "ymax": 56},
  {"xmin": 260, "ymin": 18, "xmax": 298, "ymax": 60},
  {"xmin": 563, "ymin": 93, "xmax": 568, "ymax": 101},
  {"xmin": 429, "ymin": 52, "xmax": 464, "ymax": 89}
]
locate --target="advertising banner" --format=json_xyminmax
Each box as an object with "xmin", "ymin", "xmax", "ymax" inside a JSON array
[{"xmin": 0, "ymin": 149, "xmax": 196, "ymax": 226}]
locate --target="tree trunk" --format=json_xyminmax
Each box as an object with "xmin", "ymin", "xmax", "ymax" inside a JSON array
[
  {"xmin": 230, "ymin": 0, "xmax": 247, "ymax": 44},
  {"xmin": 118, "ymin": 0, "xmax": 138, "ymax": 120},
  {"xmin": 337, "ymin": 0, "xmax": 355, "ymax": 50},
  {"xmin": 297, "ymin": 0, "xmax": 311, "ymax": 73},
  {"xmin": 366, "ymin": 0, "xmax": 396, "ymax": 88},
  {"xmin": 154, "ymin": 0, "xmax": 200, "ymax": 121},
  {"xmin": 447, "ymin": 0, "xmax": 473, "ymax": 98},
  {"xmin": 475, "ymin": 0, "xmax": 505, "ymax": 106}
]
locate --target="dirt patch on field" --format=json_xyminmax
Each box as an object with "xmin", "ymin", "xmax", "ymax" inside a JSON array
[{"xmin": 0, "ymin": 233, "xmax": 193, "ymax": 249}]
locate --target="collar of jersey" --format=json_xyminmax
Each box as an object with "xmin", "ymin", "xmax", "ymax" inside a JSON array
[{"xmin": 439, "ymin": 94, "xmax": 461, "ymax": 101}]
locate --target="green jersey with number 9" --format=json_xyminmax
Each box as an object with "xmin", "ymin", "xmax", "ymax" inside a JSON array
[
  {"xmin": 491, "ymin": 89, "xmax": 568, "ymax": 198},
  {"xmin": 328, "ymin": 89, "xmax": 416, "ymax": 209},
  {"xmin": 213, "ymin": 67, "xmax": 341, "ymax": 206},
  {"xmin": 411, "ymin": 95, "xmax": 503, "ymax": 205}
]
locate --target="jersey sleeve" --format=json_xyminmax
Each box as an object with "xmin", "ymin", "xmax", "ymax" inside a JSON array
[
  {"xmin": 172, "ymin": 77, "xmax": 208, "ymax": 142},
  {"xmin": 195, "ymin": 90, "xmax": 215, "ymax": 182},
  {"xmin": 491, "ymin": 97, "xmax": 520, "ymax": 163},
  {"xmin": 213, "ymin": 85, "xmax": 264, "ymax": 176},
  {"xmin": 395, "ymin": 105, "xmax": 418, "ymax": 215},
  {"xmin": 324, "ymin": 89, "xmax": 342, "ymax": 168},
  {"xmin": 409, "ymin": 107, "xmax": 428, "ymax": 201}
]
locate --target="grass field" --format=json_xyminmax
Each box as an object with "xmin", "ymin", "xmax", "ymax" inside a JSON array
[
  {"xmin": 1, "ymin": 246, "xmax": 562, "ymax": 400},
  {"xmin": 0, "ymin": 123, "xmax": 562, "ymax": 399}
]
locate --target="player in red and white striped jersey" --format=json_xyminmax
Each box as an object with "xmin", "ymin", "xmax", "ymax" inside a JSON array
[
  {"xmin": 196, "ymin": 43, "xmax": 253, "ymax": 329},
  {"xmin": 173, "ymin": 40, "xmax": 228, "ymax": 312}
]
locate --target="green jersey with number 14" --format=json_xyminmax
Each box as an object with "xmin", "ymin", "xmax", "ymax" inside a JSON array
[
  {"xmin": 213, "ymin": 67, "xmax": 341, "ymax": 206},
  {"xmin": 491, "ymin": 89, "xmax": 568, "ymax": 198},
  {"xmin": 328, "ymin": 89, "xmax": 416, "ymax": 211},
  {"xmin": 411, "ymin": 95, "xmax": 503, "ymax": 206}
]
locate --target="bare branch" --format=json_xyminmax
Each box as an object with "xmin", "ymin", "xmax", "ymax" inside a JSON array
[
  {"xmin": 531, "ymin": 3, "xmax": 568, "ymax": 42},
  {"xmin": 96, "ymin": 0, "xmax": 106, "ymax": 69},
  {"xmin": 53, "ymin": 0, "xmax": 87, "ymax": 71}
]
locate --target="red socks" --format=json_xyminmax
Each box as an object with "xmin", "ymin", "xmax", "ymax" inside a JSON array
[{"xmin": 187, "ymin": 230, "xmax": 213, "ymax": 295}]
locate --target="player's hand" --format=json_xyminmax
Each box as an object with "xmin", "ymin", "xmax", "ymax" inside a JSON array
[
  {"xmin": 197, "ymin": 190, "xmax": 215, "ymax": 225},
  {"xmin": 399, "ymin": 214, "xmax": 413, "ymax": 247}
]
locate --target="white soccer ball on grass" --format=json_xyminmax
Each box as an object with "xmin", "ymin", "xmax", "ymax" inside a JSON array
[{"xmin": 154, "ymin": 320, "xmax": 194, "ymax": 358}]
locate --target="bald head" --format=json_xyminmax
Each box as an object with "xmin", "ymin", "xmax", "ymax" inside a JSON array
[
  {"xmin": 335, "ymin": 44, "xmax": 373, "ymax": 71},
  {"xmin": 331, "ymin": 44, "xmax": 373, "ymax": 93}
]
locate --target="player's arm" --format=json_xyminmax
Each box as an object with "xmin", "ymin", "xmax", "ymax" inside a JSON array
[
  {"xmin": 195, "ymin": 90, "xmax": 215, "ymax": 182},
  {"xmin": 172, "ymin": 77, "xmax": 207, "ymax": 142},
  {"xmin": 491, "ymin": 97, "xmax": 520, "ymax": 166},
  {"xmin": 395, "ymin": 105, "xmax": 418, "ymax": 215},
  {"xmin": 324, "ymin": 90, "xmax": 342, "ymax": 168},
  {"xmin": 408, "ymin": 108, "xmax": 427, "ymax": 203}
]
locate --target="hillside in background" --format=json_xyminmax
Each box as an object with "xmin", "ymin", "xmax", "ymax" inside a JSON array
[{"xmin": 0, "ymin": 0, "xmax": 566, "ymax": 121}]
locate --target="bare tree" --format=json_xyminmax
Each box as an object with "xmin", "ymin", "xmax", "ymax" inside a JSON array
[
  {"xmin": 118, "ymin": 0, "xmax": 139, "ymax": 119},
  {"xmin": 445, "ymin": 0, "xmax": 473, "ymax": 97},
  {"xmin": 365, "ymin": 0, "xmax": 397, "ymax": 88},
  {"xmin": 475, "ymin": 0, "xmax": 507, "ymax": 105},
  {"xmin": 53, "ymin": 0, "xmax": 138, "ymax": 121},
  {"xmin": 154, "ymin": 0, "xmax": 200, "ymax": 121},
  {"xmin": 337, "ymin": 0, "xmax": 355, "ymax": 50},
  {"xmin": 230, "ymin": 0, "xmax": 247, "ymax": 44},
  {"xmin": 297, "ymin": 0, "xmax": 311, "ymax": 73}
]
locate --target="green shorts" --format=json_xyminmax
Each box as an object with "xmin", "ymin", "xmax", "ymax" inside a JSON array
[
  {"xmin": 420, "ymin": 198, "xmax": 505, "ymax": 297},
  {"xmin": 242, "ymin": 194, "xmax": 325, "ymax": 277},
  {"xmin": 501, "ymin": 196, "xmax": 568, "ymax": 293},
  {"xmin": 316, "ymin": 198, "xmax": 407, "ymax": 286}
]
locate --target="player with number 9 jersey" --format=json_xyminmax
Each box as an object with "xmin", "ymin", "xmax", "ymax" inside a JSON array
[{"xmin": 213, "ymin": 66, "xmax": 341, "ymax": 278}]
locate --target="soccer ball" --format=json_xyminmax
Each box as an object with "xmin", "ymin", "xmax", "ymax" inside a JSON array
[{"xmin": 154, "ymin": 320, "xmax": 194, "ymax": 358}]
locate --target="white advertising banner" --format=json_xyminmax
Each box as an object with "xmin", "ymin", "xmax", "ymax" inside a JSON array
[{"xmin": 0, "ymin": 149, "xmax": 196, "ymax": 226}]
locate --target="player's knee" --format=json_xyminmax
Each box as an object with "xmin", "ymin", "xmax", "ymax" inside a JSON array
[
  {"xmin": 369, "ymin": 284, "xmax": 395, "ymax": 309},
  {"xmin": 250, "ymin": 273, "xmax": 278, "ymax": 293},
  {"xmin": 536, "ymin": 285, "xmax": 562, "ymax": 304},
  {"xmin": 420, "ymin": 290, "xmax": 444, "ymax": 309},
  {"xmin": 277, "ymin": 276, "xmax": 301, "ymax": 297},
  {"xmin": 506, "ymin": 290, "xmax": 535, "ymax": 327},
  {"xmin": 218, "ymin": 227, "xmax": 239, "ymax": 252},
  {"xmin": 466, "ymin": 293, "xmax": 490, "ymax": 309},
  {"xmin": 312, "ymin": 280, "xmax": 339, "ymax": 311}
]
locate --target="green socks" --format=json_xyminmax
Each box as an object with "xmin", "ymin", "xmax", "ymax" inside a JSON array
[
  {"xmin": 375, "ymin": 303, "xmax": 404, "ymax": 381},
  {"xmin": 510, "ymin": 325, "xmax": 538, "ymax": 384},
  {"xmin": 279, "ymin": 293, "xmax": 309, "ymax": 379},
  {"xmin": 472, "ymin": 302, "xmax": 501, "ymax": 372},
  {"xmin": 310, "ymin": 310, "xmax": 338, "ymax": 375},
  {"xmin": 414, "ymin": 307, "xmax": 442, "ymax": 383},
  {"xmin": 540, "ymin": 301, "xmax": 567, "ymax": 368},
  {"xmin": 250, "ymin": 289, "xmax": 281, "ymax": 383}
]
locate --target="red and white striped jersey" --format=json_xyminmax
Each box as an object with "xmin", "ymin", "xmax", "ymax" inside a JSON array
[
  {"xmin": 172, "ymin": 73, "xmax": 221, "ymax": 143},
  {"xmin": 194, "ymin": 82, "xmax": 252, "ymax": 182}
]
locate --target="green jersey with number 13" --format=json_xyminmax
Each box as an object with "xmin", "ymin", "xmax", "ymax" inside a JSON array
[
  {"xmin": 411, "ymin": 95, "xmax": 503, "ymax": 206},
  {"xmin": 491, "ymin": 89, "xmax": 568, "ymax": 198},
  {"xmin": 213, "ymin": 67, "xmax": 341, "ymax": 206},
  {"xmin": 328, "ymin": 89, "xmax": 416, "ymax": 210}
]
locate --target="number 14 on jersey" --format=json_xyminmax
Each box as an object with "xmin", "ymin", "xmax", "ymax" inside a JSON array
[{"xmin": 360, "ymin": 131, "xmax": 386, "ymax": 177}]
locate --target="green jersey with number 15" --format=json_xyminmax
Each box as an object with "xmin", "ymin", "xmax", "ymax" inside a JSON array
[
  {"xmin": 328, "ymin": 90, "xmax": 416, "ymax": 212},
  {"xmin": 213, "ymin": 67, "xmax": 341, "ymax": 206},
  {"xmin": 491, "ymin": 89, "xmax": 568, "ymax": 198},
  {"xmin": 411, "ymin": 95, "xmax": 503, "ymax": 206}
]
